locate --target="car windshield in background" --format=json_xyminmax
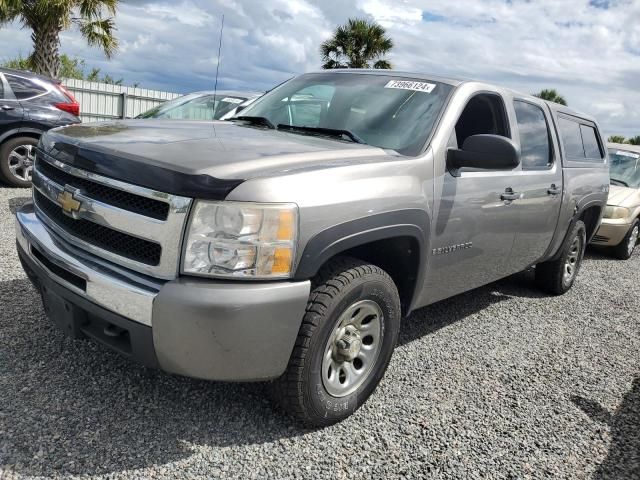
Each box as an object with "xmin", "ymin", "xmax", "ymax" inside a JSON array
[
  {"xmin": 137, "ymin": 93, "xmax": 248, "ymax": 120},
  {"xmin": 239, "ymin": 73, "xmax": 453, "ymax": 156},
  {"xmin": 609, "ymin": 148, "xmax": 640, "ymax": 188}
]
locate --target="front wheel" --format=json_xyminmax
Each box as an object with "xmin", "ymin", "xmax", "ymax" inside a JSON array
[
  {"xmin": 611, "ymin": 219, "xmax": 639, "ymax": 260},
  {"xmin": 535, "ymin": 220, "xmax": 586, "ymax": 295},
  {"xmin": 0, "ymin": 136, "xmax": 38, "ymax": 187},
  {"xmin": 271, "ymin": 257, "xmax": 400, "ymax": 427}
]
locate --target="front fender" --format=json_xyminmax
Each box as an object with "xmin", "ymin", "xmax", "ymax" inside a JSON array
[{"xmin": 293, "ymin": 209, "xmax": 429, "ymax": 312}]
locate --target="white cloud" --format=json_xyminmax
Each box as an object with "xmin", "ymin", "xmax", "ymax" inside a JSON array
[{"xmin": 0, "ymin": 0, "xmax": 638, "ymax": 136}]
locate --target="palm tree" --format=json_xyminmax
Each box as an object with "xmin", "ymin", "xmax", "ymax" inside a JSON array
[
  {"xmin": 608, "ymin": 135, "xmax": 626, "ymax": 144},
  {"xmin": 0, "ymin": 0, "xmax": 119, "ymax": 78},
  {"xmin": 627, "ymin": 136, "xmax": 640, "ymax": 146},
  {"xmin": 320, "ymin": 18, "xmax": 393, "ymax": 69},
  {"xmin": 533, "ymin": 89, "xmax": 567, "ymax": 106}
]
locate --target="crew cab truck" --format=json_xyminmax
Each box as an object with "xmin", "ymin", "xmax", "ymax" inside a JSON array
[{"xmin": 16, "ymin": 71, "xmax": 609, "ymax": 426}]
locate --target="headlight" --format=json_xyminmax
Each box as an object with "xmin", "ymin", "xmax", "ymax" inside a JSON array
[
  {"xmin": 182, "ymin": 201, "xmax": 298, "ymax": 279},
  {"xmin": 603, "ymin": 205, "xmax": 630, "ymax": 220}
]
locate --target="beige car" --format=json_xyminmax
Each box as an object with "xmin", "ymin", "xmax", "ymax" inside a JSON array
[{"xmin": 592, "ymin": 143, "xmax": 640, "ymax": 259}]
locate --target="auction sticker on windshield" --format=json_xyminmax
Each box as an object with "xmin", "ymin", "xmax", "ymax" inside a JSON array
[
  {"xmin": 616, "ymin": 150, "xmax": 640, "ymax": 159},
  {"xmin": 222, "ymin": 97, "xmax": 244, "ymax": 104},
  {"xmin": 384, "ymin": 80, "xmax": 436, "ymax": 93}
]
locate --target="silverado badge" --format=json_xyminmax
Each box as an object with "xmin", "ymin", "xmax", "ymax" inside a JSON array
[{"xmin": 57, "ymin": 188, "xmax": 82, "ymax": 216}]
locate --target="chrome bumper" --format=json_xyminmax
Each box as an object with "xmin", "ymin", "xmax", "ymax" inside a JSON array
[{"xmin": 16, "ymin": 204, "xmax": 161, "ymax": 326}]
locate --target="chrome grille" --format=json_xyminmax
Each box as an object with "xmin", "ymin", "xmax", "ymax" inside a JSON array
[
  {"xmin": 34, "ymin": 190, "xmax": 162, "ymax": 265},
  {"xmin": 32, "ymin": 151, "xmax": 192, "ymax": 279},
  {"xmin": 35, "ymin": 157, "xmax": 170, "ymax": 220}
]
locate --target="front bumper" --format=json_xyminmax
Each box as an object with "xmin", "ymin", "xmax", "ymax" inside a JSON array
[
  {"xmin": 16, "ymin": 203, "xmax": 311, "ymax": 381},
  {"xmin": 592, "ymin": 218, "xmax": 631, "ymax": 247}
]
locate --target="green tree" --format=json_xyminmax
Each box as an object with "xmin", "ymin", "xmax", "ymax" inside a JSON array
[
  {"xmin": 608, "ymin": 135, "xmax": 626, "ymax": 144},
  {"xmin": 628, "ymin": 136, "xmax": 640, "ymax": 146},
  {"xmin": 533, "ymin": 89, "xmax": 567, "ymax": 106},
  {"xmin": 3, "ymin": 53, "xmax": 83, "ymax": 78},
  {"xmin": 0, "ymin": 0, "xmax": 119, "ymax": 78},
  {"xmin": 2, "ymin": 54, "xmax": 129, "ymax": 84},
  {"xmin": 320, "ymin": 18, "xmax": 393, "ymax": 69}
]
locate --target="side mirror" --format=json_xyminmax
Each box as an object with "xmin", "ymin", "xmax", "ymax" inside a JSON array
[{"xmin": 447, "ymin": 134, "xmax": 520, "ymax": 176}]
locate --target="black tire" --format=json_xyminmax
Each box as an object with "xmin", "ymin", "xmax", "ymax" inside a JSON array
[
  {"xmin": 611, "ymin": 219, "xmax": 639, "ymax": 260},
  {"xmin": 271, "ymin": 257, "xmax": 401, "ymax": 427},
  {"xmin": 535, "ymin": 220, "xmax": 586, "ymax": 295},
  {"xmin": 0, "ymin": 136, "xmax": 38, "ymax": 188}
]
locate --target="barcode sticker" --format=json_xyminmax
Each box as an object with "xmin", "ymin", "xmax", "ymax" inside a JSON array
[{"xmin": 384, "ymin": 80, "xmax": 436, "ymax": 93}]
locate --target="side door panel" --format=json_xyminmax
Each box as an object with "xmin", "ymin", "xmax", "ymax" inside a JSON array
[
  {"xmin": 422, "ymin": 87, "xmax": 521, "ymax": 305},
  {"xmin": 507, "ymin": 99, "xmax": 563, "ymax": 272}
]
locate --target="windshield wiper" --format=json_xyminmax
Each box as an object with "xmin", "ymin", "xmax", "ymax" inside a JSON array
[
  {"xmin": 277, "ymin": 124, "xmax": 366, "ymax": 144},
  {"xmin": 610, "ymin": 178, "xmax": 629, "ymax": 187},
  {"xmin": 234, "ymin": 116, "xmax": 276, "ymax": 129}
]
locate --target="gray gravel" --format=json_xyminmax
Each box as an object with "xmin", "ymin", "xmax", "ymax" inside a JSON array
[{"xmin": 1, "ymin": 186, "xmax": 638, "ymax": 480}]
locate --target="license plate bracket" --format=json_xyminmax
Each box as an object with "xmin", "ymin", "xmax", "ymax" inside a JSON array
[{"xmin": 39, "ymin": 284, "xmax": 86, "ymax": 339}]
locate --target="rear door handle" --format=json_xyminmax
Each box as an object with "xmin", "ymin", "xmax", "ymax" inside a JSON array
[
  {"xmin": 547, "ymin": 184, "xmax": 561, "ymax": 195},
  {"xmin": 500, "ymin": 188, "xmax": 520, "ymax": 201},
  {"xmin": 1, "ymin": 105, "xmax": 15, "ymax": 111}
]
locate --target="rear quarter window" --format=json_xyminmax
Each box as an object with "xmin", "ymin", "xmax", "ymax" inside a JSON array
[
  {"xmin": 557, "ymin": 116, "xmax": 604, "ymax": 163},
  {"xmin": 580, "ymin": 124, "xmax": 603, "ymax": 159},
  {"xmin": 558, "ymin": 117, "xmax": 585, "ymax": 159},
  {"xmin": 6, "ymin": 74, "xmax": 47, "ymax": 100}
]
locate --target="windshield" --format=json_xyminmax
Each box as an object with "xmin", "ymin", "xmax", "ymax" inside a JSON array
[
  {"xmin": 240, "ymin": 73, "xmax": 453, "ymax": 155},
  {"xmin": 137, "ymin": 93, "xmax": 248, "ymax": 120},
  {"xmin": 609, "ymin": 148, "xmax": 640, "ymax": 188}
]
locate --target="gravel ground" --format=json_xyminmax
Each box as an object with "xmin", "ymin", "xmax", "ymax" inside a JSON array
[{"xmin": 0, "ymin": 186, "xmax": 638, "ymax": 480}]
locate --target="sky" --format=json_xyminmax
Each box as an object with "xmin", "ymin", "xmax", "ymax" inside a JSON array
[{"xmin": 1, "ymin": 0, "xmax": 639, "ymax": 137}]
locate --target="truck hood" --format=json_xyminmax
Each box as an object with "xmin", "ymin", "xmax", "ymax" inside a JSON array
[
  {"xmin": 607, "ymin": 184, "xmax": 638, "ymax": 207},
  {"xmin": 41, "ymin": 120, "xmax": 396, "ymax": 199}
]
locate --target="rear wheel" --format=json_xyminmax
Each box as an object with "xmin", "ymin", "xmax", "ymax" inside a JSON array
[
  {"xmin": 271, "ymin": 257, "xmax": 400, "ymax": 427},
  {"xmin": 535, "ymin": 220, "xmax": 586, "ymax": 295},
  {"xmin": 0, "ymin": 136, "xmax": 38, "ymax": 187},
  {"xmin": 611, "ymin": 219, "xmax": 639, "ymax": 260}
]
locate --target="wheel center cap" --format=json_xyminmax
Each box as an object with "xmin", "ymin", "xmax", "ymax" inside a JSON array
[{"xmin": 334, "ymin": 325, "xmax": 362, "ymax": 362}]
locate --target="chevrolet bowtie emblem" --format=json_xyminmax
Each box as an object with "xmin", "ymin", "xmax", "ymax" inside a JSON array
[{"xmin": 57, "ymin": 188, "xmax": 82, "ymax": 215}]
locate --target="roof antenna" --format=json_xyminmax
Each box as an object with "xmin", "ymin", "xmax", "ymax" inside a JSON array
[{"xmin": 212, "ymin": 14, "xmax": 225, "ymax": 122}]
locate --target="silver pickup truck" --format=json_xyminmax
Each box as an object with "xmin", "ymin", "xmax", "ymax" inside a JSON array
[{"xmin": 16, "ymin": 70, "xmax": 609, "ymax": 426}]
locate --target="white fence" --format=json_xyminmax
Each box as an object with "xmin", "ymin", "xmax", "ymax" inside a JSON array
[{"xmin": 61, "ymin": 79, "xmax": 182, "ymax": 123}]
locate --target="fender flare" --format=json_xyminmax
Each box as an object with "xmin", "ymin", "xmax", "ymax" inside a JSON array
[
  {"xmin": 548, "ymin": 199, "xmax": 604, "ymax": 261},
  {"xmin": 293, "ymin": 209, "xmax": 430, "ymax": 313},
  {"xmin": 0, "ymin": 127, "xmax": 44, "ymax": 145}
]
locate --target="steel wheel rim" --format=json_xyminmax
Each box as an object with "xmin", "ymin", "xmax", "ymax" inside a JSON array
[
  {"xmin": 563, "ymin": 235, "xmax": 582, "ymax": 284},
  {"xmin": 627, "ymin": 225, "xmax": 639, "ymax": 256},
  {"xmin": 321, "ymin": 299, "xmax": 383, "ymax": 398},
  {"xmin": 7, "ymin": 144, "xmax": 35, "ymax": 182}
]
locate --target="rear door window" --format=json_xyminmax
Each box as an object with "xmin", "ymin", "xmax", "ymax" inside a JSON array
[
  {"xmin": 580, "ymin": 124, "xmax": 603, "ymax": 159},
  {"xmin": 514, "ymin": 100, "xmax": 552, "ymax": 169},
  {"xmin": 6, "ymin": 74, "xmax": 47, "ymax": 100}
]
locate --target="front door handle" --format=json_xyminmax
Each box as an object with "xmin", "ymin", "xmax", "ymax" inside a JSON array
[
  {"xmin": 547, "ymin": 184, "xmax": 561, "ymax": 195},
  {"xmin": 500, "ymin": 188, "xmax": 520, "ymax": 201},
  {"xmin": 1, "ymin": 105, "xmax": 15, "ymax": 111}
]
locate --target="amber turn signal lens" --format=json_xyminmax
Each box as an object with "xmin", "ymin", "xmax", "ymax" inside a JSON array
[
  {"xmin": 277, "ymin": 210, "xmax": 295, "ymax": 241},
  {"xmin": 272, "ymin": 247, "xmax": 293, "ymax": 274}
]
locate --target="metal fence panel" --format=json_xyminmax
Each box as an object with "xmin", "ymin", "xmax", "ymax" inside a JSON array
[{"xmin": 62, "ymin": 79, "xmax": 182, "ymax": 123}]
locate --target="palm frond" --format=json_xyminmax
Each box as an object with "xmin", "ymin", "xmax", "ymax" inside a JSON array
[
  {"xmin": 320, "ymin": 17, "xmax": 393, "ymax": 70},
  {"xmin": 77, "ymin": 16, "xmax": 118, "ymax": 58}
]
